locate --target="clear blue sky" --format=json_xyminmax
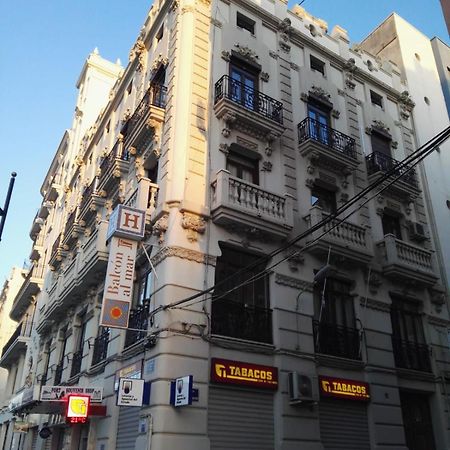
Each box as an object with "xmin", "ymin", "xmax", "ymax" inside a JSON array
[{"xmin": 0, "ymin": 0, "xmax": 448, "ymax": 284}]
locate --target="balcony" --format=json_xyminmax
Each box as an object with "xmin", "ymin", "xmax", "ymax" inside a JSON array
[
  {"xmin": 211, "ymin": 170, "xmax": 294, "ymax": 239},
  {"xmin": 297, "ymin": 117, "xmax": 359, "ymax": 173},
  {"xmin": 303, "ymin": 206, "xmax": 373, "ymax": 265},
  {"xmin": 29, "ymin": 234, "xmax": 45, "ymax": 261},
  {"xmin": 48, "ymin": 234, "xmax": 68, "ymax": 271},
  {"xmin": 376, "ymin": 234, "xmax": 438, "ymax": 286},
  {"xmin": 124, "ymin": 178, "xmax": 159, "ymax": 228},
  {"xmin": 97, "ymin": 137, "xmax": 130, "ymax": 198},
  {"xmin": 214, "ymin": 75, "xmax": 284, "ymax": 141},
  {"xmin": 70, "ymin": 350, "xmax": 83, "ymax": 378},
  {"xmin": 0, "ymin": 321, "xmax": 32, "ymax": 368},
  {"xmin": 92, "ymin": 329, "xmax": 110, "ymax": 365},
  {"xmin": 54, "ymin": 362, "xmax": 63, "ymax": 385},
  {"xmin": 10, "ymin": 263, "xmax": 45, "ymax": 321},
  {"xmin": 29, "ymin": 215, "xmax": 44, "ymax": 241},
  {"xmin": 37, "ymin": 201, "xmax": 52, "ymax": 220},
  {"xmin": 61, "ymin": 208, "xmax": 84, "ymax": 250},
  {"xmin": 44, "ymin": 173, "xmax": 62, "ymax": 202},
  {"xmin": 78, "ymin": 177, "xmax": 106, "ymax": 226},
  {"xmin": 42, "ymin": 221, "xmax": 109, "ymax": 325},
  {"xmin": 313, "ymin": 320, "xmax": 361, "ymax": 360},
  {"xmin": 211, "ymin": 298, "xmax": 272, "ymax": 344},
  {"xmin": 392, "ymin": 337, "xmax": 432, "ymax": 372},
  {"xmin": 125, "ymin": 301, "xmax": 151, "ymax": 348},
  {"xmin": 366, "ymin": 152, "xmax": 420, "ymax": 198},
  {"xmin": 124, "ymin": 84, "xmax": 167, "ymax": 153}
]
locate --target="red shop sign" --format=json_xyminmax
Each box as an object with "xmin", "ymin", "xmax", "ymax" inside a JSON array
[
  {"xmin": 211, "ymin": 358, "xmax": 278, "ymax": 390},
  {"xmin": 319, "ymin": 376, "xmax": 370, "ymax": 401}
]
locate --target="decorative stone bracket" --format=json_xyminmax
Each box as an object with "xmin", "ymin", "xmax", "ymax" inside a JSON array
[{"xmin": 181, "ymin": 212, "xmax": 207, "ymax": 242}]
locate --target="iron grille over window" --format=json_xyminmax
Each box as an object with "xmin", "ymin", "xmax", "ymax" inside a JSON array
[
  {"xmin": 314, "ymin": 278, "xmax": 361, "ymax": 359},
  {"xmin": 211, "ymin": 244, "xmax": 272, "ymax": 343},
  {"xmin": 92, "ymin": 328, "xmax": 110, "ymax": 365}
]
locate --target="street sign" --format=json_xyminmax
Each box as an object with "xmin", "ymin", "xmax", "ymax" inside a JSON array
[{"xmin": 40, "ymin": 386, "xmax": 103, "ymax": 403}]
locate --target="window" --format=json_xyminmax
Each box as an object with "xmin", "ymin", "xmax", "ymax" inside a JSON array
[
  {"xmin": 391, "ymin": 299, "xmax": 431, "ymax": 371},
  {"xmin": 311, "ymin": 185, "xmax": 337, "ymax": 214},
  {"xmin": 127, "ymin": 82, "xmax": 132, "ymax": 95},
  {"xmin": 134, "ymin": 269, "xmax": 153, "ymax": 306},
  {"xmin": 310, "ymin": 55, "xmax": 325, "ymax": 75},
  {"xmin": 211, "ymin": 244, "xmax": 271, "ymax": 343},
  {"xmin": 156, "ymin": 26, "xmax": 164, "ymax": 42},
  {"xmin": 313, "ymin": 278, "xmax": 359, "ymax": 359},
  {"xmin": 237, "ymin": 12, "xmax": 255, "ymax": 35},
  {"xmin": 370, "ymin": 90, "xmax": 383, "ymax": 108},
  {"xmin": 371, "ymin": 132, "xmax": 391, "ymax": 156},
  {"xmin": 226, "ymin": 151, "xmax": 259, "ymax": 185},
  {"xmin": 308, "ymin": 103, "xmax": 330, "ymax": 145},
  {"xmin": 230, "ymin": 60, "xmax": 259, "ymax": 111},
  {"xmin": 382, "ymin": 212, "xmax": 402, "ymax": 240}
]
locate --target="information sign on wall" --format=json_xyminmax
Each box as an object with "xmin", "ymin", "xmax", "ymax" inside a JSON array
[
  {"xmin": 117, "ymin": 378, "xmax": 150, "ymax": 407},
  {"xmin": 170, "ymin": 375, "xmax": 193, "ymax": 407}
]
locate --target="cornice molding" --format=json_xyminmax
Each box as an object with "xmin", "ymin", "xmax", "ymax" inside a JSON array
[
  {"xmin": 275, "ymin": 273, "xmax": 313, "ymax": 292},
  {"xmin": 151, "ymin": 246, "xmax": 216, "ymax": 266}
]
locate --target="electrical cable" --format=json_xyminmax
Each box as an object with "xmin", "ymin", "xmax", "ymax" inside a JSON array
[
  {"xmin": 147, "ymin": 125, "xmax": 450, "ymax": 317},
  {"xmin": 177, "ymin": 126, "xmax": 450, "ymax": 311}
]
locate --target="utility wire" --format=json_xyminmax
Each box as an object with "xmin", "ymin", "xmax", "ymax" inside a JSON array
[
  {"xmin": 148, "ymin": 125, "xmax": 450, "ymax": 317},
  {"xmin": 178, "ymin": 126, "xmax": 449, "ymax": 311}
]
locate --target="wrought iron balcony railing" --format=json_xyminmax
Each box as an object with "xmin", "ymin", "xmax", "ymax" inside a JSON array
[
  {"xmin": 70, "ymin": 350, "xmax": 83, "ymax": 377},
  {"xmin": 1, "ymin": 321, "xmax": 32, "ymax": 357},
  {"xmin": 214, "ymin": 75, "xmax": 283, "ymax": 125},
  {"xmin": 211, "ymin": 297, "xmax": 272, "ymax": 344},
  {"xmin": 313, "ymin": 320, "xmax": 361, "ymax": 360},
  {"xmin": 99, "ymin": 137, "xmax": 129, "ymax": 175},
  {"xmin": 125, "ymin": 300, "xmax": 151, "ymax": 348},
  {"xmin": 297, "ymin": 117, "xmax": 357, "ymax": 158},
  {"xmin": 366, "ymin": 151, "xmax": 417, "ymax": 187},
  {"xmin": 92, "ymin": 329, "xmax": 110, "ymax": 365},
  {"xmin": 125, "ymin": 84, "xmax": 167, "ymax": 138},
  {"xmin": 392, "ymin": 337, "xmax": 432, "ymax": 372},
  {"xmin": 54, "ymin": 362, "xmax": 63, "ymax": 385}
]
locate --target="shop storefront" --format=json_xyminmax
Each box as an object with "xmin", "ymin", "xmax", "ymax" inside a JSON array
[
  {"xmin": 208, "ymin": 358, "xmax": 278, "ymax": 450},
  {"xmin": 318, "ymin": 376, "xmax": 371, "ymax": 450}
]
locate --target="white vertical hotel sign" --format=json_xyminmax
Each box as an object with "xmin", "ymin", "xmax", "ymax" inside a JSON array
[{"xmin": 100, "ymin": 205, "xmax": 146, "ymax": 329}]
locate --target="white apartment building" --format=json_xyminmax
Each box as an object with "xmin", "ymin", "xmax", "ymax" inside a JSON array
[{"xmin": 1, "ymin": 2, "xmax": 449, "ymax": 450}]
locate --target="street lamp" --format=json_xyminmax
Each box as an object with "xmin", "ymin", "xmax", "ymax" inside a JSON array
[{"xmin": 0, "ymin": 172, "xmax": 17, "ymax": 242}]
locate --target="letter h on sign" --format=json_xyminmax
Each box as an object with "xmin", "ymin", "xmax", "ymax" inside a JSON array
[{"xmin": 107, "ymin": 205, "xmax": 146, "ymax": 242}]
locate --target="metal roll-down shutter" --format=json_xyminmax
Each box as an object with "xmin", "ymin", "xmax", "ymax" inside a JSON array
[
  {"xmin": 116, "ymin": 406, "xmax": 140, "ymax": 450},
  {"xmin": 319, "ymin": 398, "xmax": 370, "ymax": 450},
  {"xmin": 208, "ymin": 386, "xmax": 274, "ymax": 450}
]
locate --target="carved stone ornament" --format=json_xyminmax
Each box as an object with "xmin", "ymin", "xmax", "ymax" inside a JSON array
[
  {"xmin": 233, "ymin": 44, "xmax": 259, "ymax": 63},
  {"xmin": 367, "ymin": 120, "xmax": 391, "ymax": 137},
  {"xmin": 153, "ymin": 214, "xmax": 169, "ymax": 244},
  {"xmin": 391, "ymin": 140, "xmax": 398, "ymax": 150},
  {"xmin": 309, "ymin": 85, "xmax": 332, "ymax": 104},
  {"xmin": 262, "ymin": 161, "xmax": 272, "ymax": 172},
  {"xmin": 152, "ymin": 245, "xmax": 216, "ymax": 267},
  {"xmin": 269, "ymin": 51, "xmax": 279, "ymax": 60},
  {"xmin": 181, "ymin": 212, "xmax": 207, "ymax": 242},
  {"xmin": 170, "ymin": 0, "xmax": 179, "ymax": 11},
  {"xmin": 331, "ymin": 109, "xmax": 340, "ymax": 119},
  {"xmin": 290, "ymin": 62, "xmax": 299, "ymax": 71},
  {"xmin": 275, "ymin": 273, "xmax": 312, "ymax": 291},
  {"xmin": 285, "ymin": 248, "xmax": 305, "ymax": 272},
  {"xmin": 429, "ymin": 286, "xmax": 447, "ymax": 313},
  {"xmin": 221, "ymin": 51, "xmax": 231, "ymax": 62},
  {"xmin": 151, "ymin": 54, "xmax": 169, "ymax": 74},
  {"xmin": 261, "ymin": 72, "xmax": 269, "ymax": 82},
  {"xmin": 129, "ymin": 39, "xmax": 146, "ymax": 71},
  {"xmin": 399, "ymin": 90, "xmax": 415, "ymax": 119},
  {"xmin": 122, "ymin": 108, "xmax": 132, "ymax": 124},
  {"xmin": 219, "ymin": 143, "xmax": 230, "ymax": 155}
]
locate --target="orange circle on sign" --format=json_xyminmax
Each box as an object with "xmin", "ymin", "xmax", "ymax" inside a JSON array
[{"xmin": 111, "ymin": 307, "xmax": 122, "ymax": 319}]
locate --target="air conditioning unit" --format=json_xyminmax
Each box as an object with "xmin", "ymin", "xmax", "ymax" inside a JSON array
[
  {"xmin": 408, "ymin": 221, "xmax": 427, "ymax": 242},
  {"xmin": 288, "ymin": 372, "xmax": 317, "ymax": 405}
]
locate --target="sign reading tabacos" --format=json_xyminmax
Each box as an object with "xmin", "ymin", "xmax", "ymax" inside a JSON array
[
  {"xmin": 211, "ymin": 358, "xmax": 278, "ymax": 390},
  {"xmin": 100, "ymin": 205, "xmax": 145, "ymax": 329},
  {"xmin": 319, "ymin": 376, "xmax": 370, "ymax": 401}
]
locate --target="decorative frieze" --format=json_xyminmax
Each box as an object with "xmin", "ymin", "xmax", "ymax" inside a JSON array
[
  {"xmin": 129, "ymin": 39, "xmax": 146, "ymax": 71},
  {"xmin": 359, "ymin": 297, "xmax": 391, "ymax": 312},
  {"xmin": 151, "ymin": 245, "xmax": 216, "ymax": 266},
  {"xmin": 275, "ymin": 273, "xmax": 313, "ymax": 292}
]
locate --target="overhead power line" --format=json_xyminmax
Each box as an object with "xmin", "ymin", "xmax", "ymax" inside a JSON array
[{"xmin": 148, "ymin": 125, "xmax": 450, "ymax": 318}]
